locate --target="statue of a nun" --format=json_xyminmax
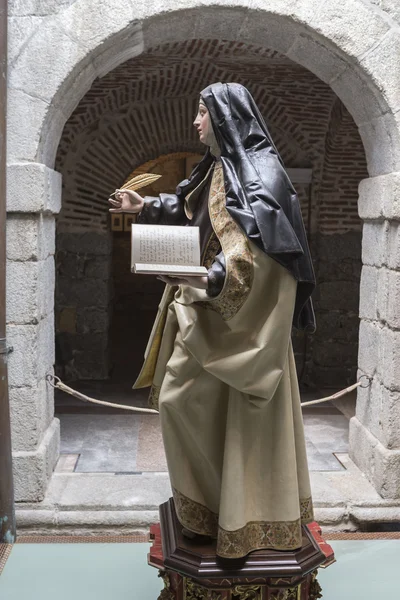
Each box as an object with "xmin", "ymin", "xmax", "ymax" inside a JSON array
[{"xmin": 109, "ymin": 82, "xmax": 316, "ymax": 559}]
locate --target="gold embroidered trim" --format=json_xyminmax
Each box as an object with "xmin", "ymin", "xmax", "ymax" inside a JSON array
[
  {"xmin": 148, "ymin": 384, "xmax": 161, "ymax": 411},
  {"xmin": 217, "ymin": 518, "xmax": 303, "ymax": 559},
  {"xmin": 300, "ymin": 497, "xmax": 314, "ymax": 523},
  {"xmin": 172, "ymin": 488, "xmax": 313, "ymax": 559},
  {"xmin": 198, "ymin": 161, "xmax": 253, "ymax": 321},
  {"xmin": 172, "ymin": 487, "xmax": 218, "ymax": 537},
  {"xmin": 201, "ymin": 231, "xmax": 221, "ymax": 269}
]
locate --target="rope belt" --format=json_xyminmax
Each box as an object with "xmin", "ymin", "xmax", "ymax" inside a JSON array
[{"xmin": 46, "ymin": 374, "xmax": 372, "ymax": 412}]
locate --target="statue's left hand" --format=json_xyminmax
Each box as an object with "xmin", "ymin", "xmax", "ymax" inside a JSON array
[{"xmin": 157, "ymin": 275, "xmax": 208, "ymax": 289}]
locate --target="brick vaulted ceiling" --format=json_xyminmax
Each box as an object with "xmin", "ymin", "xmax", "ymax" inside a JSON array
[{"xmin": 55, "ymin": 39, "xmax": 362, "ymax": 232}]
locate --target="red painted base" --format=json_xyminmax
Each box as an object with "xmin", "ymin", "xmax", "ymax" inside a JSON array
[{"xmin": 148, "ymin": 499, "xmax": 335, "ymax": 600}]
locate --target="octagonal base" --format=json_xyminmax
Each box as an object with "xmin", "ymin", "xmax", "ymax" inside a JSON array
[{"xmin": 148, "ymin": 498, "xmax": 334, "ymax": 599}]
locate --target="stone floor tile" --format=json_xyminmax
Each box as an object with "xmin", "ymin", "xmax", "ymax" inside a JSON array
[
  {"xmin": 81, "ymin": 415, "xmax": 140, "ymax": 454},
  {"xmin": 305, "ymin": 439, "xmax": 341, "ymax": 471},
  {"xmin": 75, "ymin": 451, "xmax": 140, "ymax": 474},
  {"xmin": 56, "ymin": 473, "xmax": 171, "ymax": 509},
  {"xmin": 59, "ymin": 414, "xmax": 91, "ymax": 453},
  {"xmin": 55, "ymin": 454, "xmax": 80, "ymax": 473},
  {"xmin": 136, "ymin": 416, "xmax": 168, "ymax": 472},
  {"xmin": 61, "ymin": 414, "xmax": 141, "ymax": 473},
  {"xmin": 304, "ymin": 414, "xmax": 349, "ymax": 454}
]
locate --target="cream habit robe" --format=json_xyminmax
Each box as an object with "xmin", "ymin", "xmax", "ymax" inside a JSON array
[{"xmin": 134, "ymin": 163, "xmax": 314, "ymax": 559}]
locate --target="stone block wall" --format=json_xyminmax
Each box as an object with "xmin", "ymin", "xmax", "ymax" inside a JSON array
[
  {"xmin": 6, "ymin": 164, "xmax": 61, "ymax": 501},
  {"xmin": 370, "ymin": 1, "xmax": 400, "ymax": 25},
  {"xmin": 309, "ymin": 101, "xmax": 368, "ymax": 387},
  {"xmin": 350, "ymin": 173, "xmax": 400, "ymax": 498},
  {"xmin": 310, "ymin": 232, "xmax": 362, "ymax": 387},
  {"xmin": 55, "ymin": 231, "xmax": 112, "ymax": 381},
  {"xmin": 111, "ymin": 234, "xmax": 164, "ymax": 383}
]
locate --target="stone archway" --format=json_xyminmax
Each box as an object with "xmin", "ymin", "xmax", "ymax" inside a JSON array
[
  {"xmin": 53, "ymin": 37, "xmax": 367, "ymax": 395},
  {"xmin": 6, "ymin": 1, "xmax": 400, "ymax": 509},
  {"xmin": 54, "ymin": 39, "xmax": 319, "ymax": 388}
]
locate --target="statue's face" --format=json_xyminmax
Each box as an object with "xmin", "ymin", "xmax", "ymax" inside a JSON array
[{"xmin": 193, "ymin": 101, "xmax": 211, "ymax": 146}]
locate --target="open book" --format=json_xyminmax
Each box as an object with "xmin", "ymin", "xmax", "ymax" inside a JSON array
[{"xmin": 131, "ymin": 224, "xmax": 208, "ymax": 276}]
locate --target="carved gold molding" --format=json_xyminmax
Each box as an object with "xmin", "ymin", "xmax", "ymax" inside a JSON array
[
  {"xmin": 158, "ymin": 571, "xmax": 175, "ymax": 600},
  {"xmin": 232, "ymin": 584, "xmax": 262, "ymax": 599}
]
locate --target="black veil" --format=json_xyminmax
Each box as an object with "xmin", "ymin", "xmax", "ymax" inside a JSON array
[{"xmin": 178, "ymin": 82, "xmax": 316, "ymax": 331}]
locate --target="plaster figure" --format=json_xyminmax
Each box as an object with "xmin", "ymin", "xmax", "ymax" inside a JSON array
[{"xmin": 109, "ymin": 82, "xmax": 316, "ymax": 559}]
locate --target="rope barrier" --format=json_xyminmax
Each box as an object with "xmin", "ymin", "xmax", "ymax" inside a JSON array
[
  {"xmin": 45, "ymin": 374, "xmax": 158, "ymax": 414},
  {"xmin": 301, "ymin": 383, "xmax": 356, "ymax": 407},
  {"xmin": 46, "ymin": 373, "xmax": 372, "ymax": 412}
]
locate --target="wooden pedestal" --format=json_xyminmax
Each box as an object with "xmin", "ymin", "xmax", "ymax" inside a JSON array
[{"xmin": 148, "ymin": 499, "xmax": 335, "ymax": 600}]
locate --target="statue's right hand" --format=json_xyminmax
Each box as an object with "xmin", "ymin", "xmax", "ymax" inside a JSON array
[{"xmin": 108, "ymin": 189, "xmax": 144, "ymax": 214}]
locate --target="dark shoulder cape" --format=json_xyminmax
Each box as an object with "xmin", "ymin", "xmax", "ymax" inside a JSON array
[{"xmin": 177, "ymin": 82, "xmax": 316, "ymax": 331}]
